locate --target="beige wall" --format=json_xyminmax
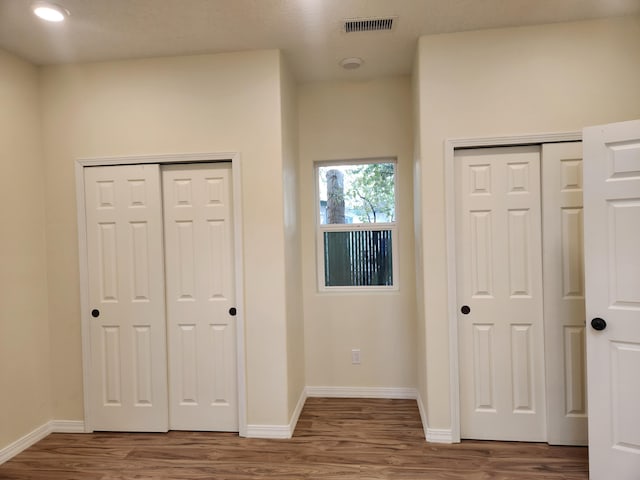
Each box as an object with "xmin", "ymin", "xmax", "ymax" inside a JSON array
[
  {"xmin": 0, "ymin": 49, "xmax": 51, "ymax": 449},
  {"xmin": 280, "ymin": 55, "xmax": 306, "ymax": 419},
  {"xmin": 414, "ymin": 16, "xmax": 640, "ymax": 429},
  {"xmin": 411, "ymin": 53, "xmax": 428, "ymax": 413},
  {"xmin": 40, "ymin": 50, "xmax": 293, "ymax": 426},
  {"xmin": 298, "ymin": 77, "xmax": 416, "ymax": 389}
]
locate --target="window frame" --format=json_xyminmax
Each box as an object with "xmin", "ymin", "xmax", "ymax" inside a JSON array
[{"xmin": 314, "ymin": 158, "xmax": 400, "ymax": 293}]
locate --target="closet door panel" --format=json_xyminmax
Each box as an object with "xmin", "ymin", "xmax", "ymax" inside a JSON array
[
  {"xmin": 163, "ymin": 163, "xmax": 238, "ymax": 431},
  {"xmin": 542, "ymin": 142, "xmax": 587, "ymax": 446},
  {"xmin": 85, "ymin": 164, "xmax": 168, "ymax": 431}
]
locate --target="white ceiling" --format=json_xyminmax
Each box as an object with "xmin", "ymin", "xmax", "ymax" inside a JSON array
[{"xmin": 1, "ymin": 0, "xmax": 638, "ymax": 83}]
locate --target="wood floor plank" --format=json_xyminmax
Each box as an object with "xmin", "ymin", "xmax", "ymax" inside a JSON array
[{"xmin": 0, "ymin": 398, "xmax": 588, "ymax": 479}]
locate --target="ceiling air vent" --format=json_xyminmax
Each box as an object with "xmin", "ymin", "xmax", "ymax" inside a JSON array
[{"xmin": 344, "ymin": 17, "xmax": 396, "ymax": 33}]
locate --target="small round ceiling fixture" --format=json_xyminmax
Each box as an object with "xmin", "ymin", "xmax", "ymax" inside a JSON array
[
  {"xmin": 32, "ymin": 2, "xmax": 69, "ymax": 22},
  {"xmin": 340, "ymin": 57, "xmax": 364, "ymax": 70}
]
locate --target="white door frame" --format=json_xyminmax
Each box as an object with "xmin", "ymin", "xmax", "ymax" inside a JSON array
[
  {"xmin": 444, "ymin": 132, "xmax": 581, "ymax": 442},
  {"xmin": 75, "ymin": 152, "xmax": 248, "ymax": 436}
]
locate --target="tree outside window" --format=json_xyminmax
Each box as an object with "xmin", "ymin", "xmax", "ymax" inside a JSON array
[{"xmin": 317, "ymin": 160, "xmax": 397, "ymax": 288}]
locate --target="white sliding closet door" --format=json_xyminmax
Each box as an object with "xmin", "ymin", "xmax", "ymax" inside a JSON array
[
  {"xmin": 85, "ymin": 164, "xmax": 169, "ymax": 431},
  {"xmin": 542, "ymin": 142, "xmax": 588, "ymax": 445},
  {"xmin": 456, "ymin": 146, "xmax": 547, "ymax": 441},
  {"xmin": 162, "ymin": 163, "xmax": 238, "ymax": 431}
]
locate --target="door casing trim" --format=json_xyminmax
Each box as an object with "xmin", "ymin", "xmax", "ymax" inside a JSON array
[
  {"xmin": 444, "ymin": 132, "xmax": 581, "ymax": 443},
  {"xmin": 75, "ymin": 152, "xmax": 247, "ymax": 436}
]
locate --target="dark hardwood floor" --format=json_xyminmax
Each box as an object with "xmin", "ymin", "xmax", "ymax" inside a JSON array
[{"xmin": 0, "ymin": 398, "xmax": 588, "ymax": 479}]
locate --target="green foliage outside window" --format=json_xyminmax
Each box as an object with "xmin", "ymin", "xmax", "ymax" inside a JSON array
[
  {"xmin": 317, "ymin": 160, "xmax": 397, "ymax": 288},
  {"xmin": 318, "ymin": 162, "xmax": 395, "ymax": 225},
  {"xmin": 345, "ymin": 163, "xmax": 395, "ymax": 223}
]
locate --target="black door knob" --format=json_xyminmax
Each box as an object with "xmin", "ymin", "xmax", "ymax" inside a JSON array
[
  {"xmin": 461, "ymin": 305, "xmax": 471, "ymax": 315},
  {"xmin": 91, "ymin": 309, "xmax": 100, "ymax": 318},
  {"xmin": 591, "ymin": 317, "xmax": 607, "ymax": 331},
  {"xmin": 228, "ymin": 307, "xmax": 237, "ymax": 316}
]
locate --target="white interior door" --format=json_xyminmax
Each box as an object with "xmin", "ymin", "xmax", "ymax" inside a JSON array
[
  {"xmin": 162, "ymin": 163, "xmax": 238, "ymax": 431},
  {"xmin": 84, "ymin": 164, "xmax": 168, "ymax": 431},
  {"xmin": 583, "ymin": 119, "xmax": 640, "ymax": 479},
  {"xmin": 456, "ymin": 146, "xmax": 546, "ymax": 441},
  {"xmin": 541, "ymin": 142, "xmax": 588, "ymax": 445}
]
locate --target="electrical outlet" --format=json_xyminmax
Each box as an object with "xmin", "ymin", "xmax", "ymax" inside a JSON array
[{"xmin": 351, "ymin": 348, "xmax": 361, "ymax": 365}]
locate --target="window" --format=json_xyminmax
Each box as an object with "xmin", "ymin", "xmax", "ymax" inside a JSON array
[{"xmin": 316, "ymin": 159, "xmax": 398, "ymax": 290}]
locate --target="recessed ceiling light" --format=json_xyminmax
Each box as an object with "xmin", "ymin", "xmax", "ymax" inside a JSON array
[
  {"xmin": 340, "ymin": 57, "xmax": 363, "ymax": 70},
  {"xmin": 32, "ymin": 2, "xmax": 69, "ymax": 22}
]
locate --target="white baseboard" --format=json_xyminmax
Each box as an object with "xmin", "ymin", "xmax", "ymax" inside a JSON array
[
  {"xmin": 306, "ymin": 386, "xmax": 418, "ymax": 399},
  {"xmin": 0, "ymin": 419, "xmax": 86, "ymax": 465},
  {"xmin": 244, "ymin": 424, "xmax": 292, "ymax": 439},
  {"xmin": 246, "ymin": 387, "xmax": 307, "ymax": 439},
  {"xmin": 246, "ymin": 386, "xmax": 419, "ymax": 438},
  {"xmin": 0, "ymin": 422, "xmax": 50, "ymax": 465},
  {"xmin": 426, "ymin": 427, "xmax": 454, "ymax": 443},
  {"xmin": 416, "ymin": 390, "xmax": 429, "ymax": 440},
  {"xmin": 50, "ymin": 420, "xmax": 86, "ymax": 433},
  {"xmin": 309, "ymin": 387, "xmax": 437, "ymax": 442},
  {"xmin": 0, "ymin": 390, "xmax": 440, "ymax": 460},
  {"xmin": 416, "ymin": 391, "xmax": 453, "ymax": 443},
  {"xmin": 288, "ymin": 387, "xmax": 307, "ymax": 436}
]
